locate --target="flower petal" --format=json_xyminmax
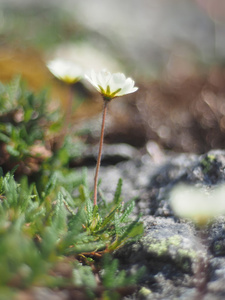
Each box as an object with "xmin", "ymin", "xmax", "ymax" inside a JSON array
[
  {"xmin": 170, "ymin": 184, "xmax": 225, "ymax": 226},
  {"xmin": 109, "ymin": 73, "xmax": 126, "ymax": 93},
  {"xmin": 84, "ymin": 69, "xmax": 138, "ymax": 99},
  {"xmin": 97, "ymin": 70, "xmax": 110, "ymax": 90},
  {"xmin": 47, "ymin": 59, "xmax": 82, "ymax": 83},
  {"xmin": 117, "ymin": 78, "xmax": 138, "ymax": 96},
  {"xmin": 85, "ymin": 70, "xmax": 100, "ymax": 91}
]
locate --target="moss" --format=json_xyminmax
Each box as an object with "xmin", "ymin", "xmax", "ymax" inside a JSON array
[
  {"xmin": 146, "ymin": 235, "xmax": 182, "ymax": 256},
  {"xmin": 177, "ymin": 248, "xmax": 196, "ymax": 259},
  {"xmin": 176, "ymin": 248, "xmax": 197, "ymax": 271},
  {"xmin": 139, "ymin": 287, "xmax": 152, "ymax": 296},
  {"xmin": 167, "ymin": 235, "xmax": 182, "ymax": 247},
  {"xmin": 147, "ymin": 239, "xmax": 168, "ymax": 256},
  {"xmin": 212, "ymin": 240, "xmax": 225, "ymax": 256},
  {"xmin": 144, "ymin": 235, "xmax": 197, "ymax": 272},
  {"xmin": 200, "ymin": 154, "xmax": 216, "ymax": 174}
]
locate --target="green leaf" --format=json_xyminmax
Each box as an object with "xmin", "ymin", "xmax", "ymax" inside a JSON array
[
  {"xmin": 120, "ymin": 200, "xmax": 135, "ymax": 223},
  {"xmin": 7, "ymin": 75, "xmax": 20, "ymax": 105},
  {"xmin": 6, "ymin": 145, "xmax": 20, "ymax": 157},
  {"xmin": 72, "ymin": 262, "xmax": 97, "ymax": 289},
  {"xmin": 0, "ymin": 132, "xmax": 10, "ymax": 143},
  {"xmin": 24, "ymin": 108, "xmax": 34, "ymax": 122},
  {"xmin": 41, "ymin": 173, "xmax": 57, "ymax": 198},
  {"xmin": 109, "ymin": 220, "xmax": 144, "ymax": 251},
  {"xmin": 113, "ymin": 178, "xmax": 123, "ymax": 205}
]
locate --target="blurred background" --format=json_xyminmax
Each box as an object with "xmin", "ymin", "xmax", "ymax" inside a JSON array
[{"xmin": 1, "ymin": 0, "xmax": 225, "ymax": 154}]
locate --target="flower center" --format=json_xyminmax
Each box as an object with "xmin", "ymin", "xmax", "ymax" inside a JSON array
[{"xmin": 98, "ymin": 84, "xmax": 122, "ymax": 100}]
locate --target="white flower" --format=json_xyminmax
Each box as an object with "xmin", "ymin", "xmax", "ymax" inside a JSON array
[
  {"xmin": 85, "ymin": 69, "xmax": 138, "ymax": 100},
  {"xmin": 47, "ymin": 59, "xmax": 83, "ymax": 84},
  {"xmin": 170, "ymin": 184, "xmax": 225, "ymax": 226}
]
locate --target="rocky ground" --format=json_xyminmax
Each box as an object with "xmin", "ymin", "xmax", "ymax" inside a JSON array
[
  {"xmin": 1, "ymin": 2, "xmax": 225, "ymax": 298},
  {"xmin": 77, "ymin": 147, "xmax": 225, "ymax": 299}
]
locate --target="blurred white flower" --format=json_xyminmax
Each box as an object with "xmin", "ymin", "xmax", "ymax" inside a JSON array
[
  {"xmin": 85, "ymin": 69, "xmax": 138, "ymax": 100},
  {"xmin": 47, "ymin": 59, "xmax": 82, "ymax": 84},
  {"xmin": 170, "ymin": 184, "xmax": 225, "ymax": 226},
  {"xmin": 51, "ymin": 42, "xmax": 121, "ymax": 73}
]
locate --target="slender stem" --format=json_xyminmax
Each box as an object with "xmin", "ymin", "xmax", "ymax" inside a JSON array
[{"xmin": 93, "ymin": 100, "xmax": 108, "ymax": 206}]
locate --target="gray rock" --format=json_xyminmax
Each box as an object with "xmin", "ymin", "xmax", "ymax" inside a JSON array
[
  {"xmin": 77, "ymin": 147, "xmax": 225, "ymax": 299},
  {"xmin": 116, "ymin": 216, "xmax": 198, "ymax": 271},
  {"xmin": 144, "ymin": 150, "xmax": 225, "ymax": 217},
  {"xmin": 110, "ymin": 149, "xmax": 225, "ymax": 299},
  {"xmin": 116, "ymin": 217, "xmax": 199, "ymax": 300}
]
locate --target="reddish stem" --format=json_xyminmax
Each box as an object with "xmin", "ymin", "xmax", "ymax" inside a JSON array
[{"xmin": 93, "ymin": 100, "xmax": 108, "ymax": 206}]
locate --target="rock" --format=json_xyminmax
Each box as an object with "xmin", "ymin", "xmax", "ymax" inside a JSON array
[
  {"xmin": 116, "ymin": 217, "xmax": 198, "ymax": 272},
  {"xmin": 77, "ymin": 147, "xmax": 225, "ymax": 299},
  {"xmin": 116, "ymin": 217, "xmax": 199, "ymax": 300},
  {"xmin": 208, "ymin": 216, "xmax": 225, "ymax": 256},
  {"xmin": 107, "ymin": 148, "xmax": 225, "ymax": 299},
  {"xmin": 143, "ymin": 150, "xmax": 225, "ymax": 217},
  {"xmin": 71, "ymin": 143, "xmax": 139, "ymax": 167}
]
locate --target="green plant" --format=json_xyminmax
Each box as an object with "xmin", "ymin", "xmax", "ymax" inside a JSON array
[
  {"xmin": 0, "ymin": 170, "xmax": 143, "ymax": 298},
  {"xmin": 0, "ymin": 76, "xmax": 63, "ymax": 175},
  {"xmin": 0, "ymin": 75, "xmax": 144, "ymax": 299},
  {"xmin": 200, "ymin": 154, "xmax": 216, "ymax": 174},
  {"xmin": 100, "ymin": 254, "xmax": 145, "ymax": 300},
  {"xmin": 0, "ymin": 76, "xmax": 86, "ymax": 181}
]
